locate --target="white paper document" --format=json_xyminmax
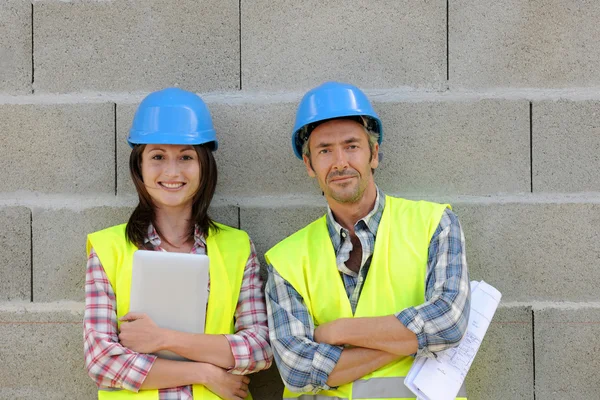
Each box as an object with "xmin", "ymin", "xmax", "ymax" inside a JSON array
[{"xmin": 404, "ymin": 281, "xmax": 502, "ymax": 400}]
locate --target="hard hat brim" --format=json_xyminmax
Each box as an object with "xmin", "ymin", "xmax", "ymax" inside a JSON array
[{"xmin": 127, "ymin": 129, "xmax": 218, "ymax": 151}]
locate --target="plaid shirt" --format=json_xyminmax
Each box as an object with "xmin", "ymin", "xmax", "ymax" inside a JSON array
[
  {"xmin": 266, "ymin": 189, "xmax": 471, "ymax": 393},
  {"xmin": 84, "ymin": 224, "xmax": 272, "ymax": 400}
]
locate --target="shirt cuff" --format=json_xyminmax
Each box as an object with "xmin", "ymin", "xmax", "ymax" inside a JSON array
[
  {"xmin": 224, "ymin": 334, "xmax": 252, "ymax": 374},
  {"xmin": 310, "ymin": 343, "xmax": 344, "ymax": 392},
  {"xmin": 120, "ymin": 353, "xmax": 158, "ymax": 392},
  {"xmin": 396, "ymin": 308, "xmax": 435, "ymax": 359}
]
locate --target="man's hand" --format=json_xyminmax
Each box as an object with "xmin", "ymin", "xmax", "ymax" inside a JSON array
[
  {"xmin": 118, "ymin": 312, "xmax": 165, "ymax": 354},
  {"xmin": 200, "ymin": 363, "xmax": 250, "ymax": 400},
  {"xmin": 314, "ymin": 319, "xmax": 343, "ymax": 345}
]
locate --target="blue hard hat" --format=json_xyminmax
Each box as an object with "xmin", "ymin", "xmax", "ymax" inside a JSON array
[
  {"xmin": 292, "ymin": 81, "xmax": 383, "ymax": 159},
  {"xmin": 128, "ymin": 88, "xmax": 218, "ymax": 150}
]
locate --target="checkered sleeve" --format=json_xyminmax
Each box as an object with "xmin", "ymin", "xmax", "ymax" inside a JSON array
[
  {"xmin": 396, "ymin": 208, "xmax": 471, "ymax": 358},
  {"xmin": 265, "ymin": 264, "xmax": 343, "ymax": 393},
  {"xmin": 224, "ymin": 240, "xmax": 273, "ymax": 375},
  {"xmin": 83, "ymin": 248, "xmax": 157, "ymax": 392}
]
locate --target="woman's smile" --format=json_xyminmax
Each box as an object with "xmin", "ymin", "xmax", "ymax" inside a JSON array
[{"xmin": 159, "ymin": 181, "xmax": 186, "ymax": 190}]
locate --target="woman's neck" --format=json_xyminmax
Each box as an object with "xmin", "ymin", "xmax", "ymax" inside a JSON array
[{"xmin": 153, "ymin": 206, "xmax": 194, "ymax": 252}]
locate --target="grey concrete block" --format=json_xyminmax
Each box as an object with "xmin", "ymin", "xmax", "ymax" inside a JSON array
[
  {"xmin": 231, "ymin": 98, "xmax": 529, "ymax": 196},
  {"xmin": 0, "ymin": 207, "xmax": 31, "ymax": 301},
  {"xmin": 247, "ymin": 201, "xmax": 600, "ymax": 302},
  {"xmin": 466, "ymin": 306, "xmax": 533, "ymax": 400},
  {"xmin": 533, "ymin": 100, "xmax": 600, "ymax": 192},
  {"xmin": 117, "ymin": 101, "xmax": 316, "ymax": 197},
  {"xmin": 116, "ymin": 103, "xmax": 137, "ymax": 195},
  {"xmin": 534, "ymin": 306, "xmax": 600, "ymax": 399},
  {"xmin": 0, "ymin": 102, "xmax": 114, "ymax": 194},
  {"xmin": 211, "ymin": 205, "xmax": 239, "ymax": 229},
  {"xmin": 0, "ymin": 302, "xmax": 279, "ymax": 399},
  {"xmin": 241, "ymin": 0, "xmax": 446, "ymax": 90},
  {"xmin": 34, "ymin": 0, "xmax": 239, "ymax": 93},
  {"xmin": 33, "ymin": 206, "xmax": 133, "ymax": 301},
  {"xmin": 213, "ymin": 102, "xmax": 316, "ymax": 197},
  {"xmin": 376, "ymin": 99, "xmax": 530, "ymax": 195},
  {"xmin": 33, "ymin": 204, "xmax": 239, "ymax": 301},
  {"xmin": 121, "ymin": 99, "xmax": 529, "ymax": 197},
  {"xmin": 240, "ymin": 205, "xmax": 326, "ymax": 262},
  {"xmin": 453, "ymin": 202, "xmax": 600, "ymax": 302},
  {"xmin": 0, "ymin": 0, "xmax": 31, "ymax": 94},
  {"xmin": 0, "ymin": 304, "xmax": 96, "ymax": 399},
  {"xmin": 450, "ymin": 0, "xmax": 600, "ymax": 88}
]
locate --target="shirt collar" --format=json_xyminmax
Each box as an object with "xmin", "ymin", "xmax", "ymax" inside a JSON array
[
  {"xmin": 144, "ymin": 223, "xmax": 206, "ymax": 248},
  {"xmin": 326, "ymin": 187, "xmax": 386, "ymax": 248}
]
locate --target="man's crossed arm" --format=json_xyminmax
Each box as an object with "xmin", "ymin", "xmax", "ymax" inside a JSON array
[{"xmin": 314, "ymin": 315, "xmax": 418, "ymax": 387}]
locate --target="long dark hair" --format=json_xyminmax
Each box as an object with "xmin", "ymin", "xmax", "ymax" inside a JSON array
[{"xmin": 125, "ymin": 144, "xmax": 219, "ymax": 247}]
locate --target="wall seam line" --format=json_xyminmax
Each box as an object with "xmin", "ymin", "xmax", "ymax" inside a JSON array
[
  {"xmin": 530, "ymin": 102, "xmax": 533, "ymax": 193},
  {"xmin": 31, "ymin": 2, "xmax": 34, "ymax": 93},
  {"xmin": 239, "ymin": 0, "xmax": 242, "ymax": 90},
  {"xmin": 114, "ymin": 103, "xmax": 118, "ymax": 196},
  {"xmin": 532, "ymin": 309, "xmax": 536, "ymax": 400},
  {"xmin": 30, "ymin": 209, "xmax": 33, "ymax": 302},
  {"xmin": 446, "ymin": 0, "xmax": 449, "ymax": 81}
]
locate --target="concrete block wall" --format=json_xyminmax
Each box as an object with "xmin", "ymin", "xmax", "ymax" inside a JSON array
[{"xmin": 1, "ymin": 1, "xmax": 600, "ymax": 399}]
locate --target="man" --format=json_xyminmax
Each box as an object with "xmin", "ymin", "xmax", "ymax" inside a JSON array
[{"xmin": 265, "ymin": 82, "xmax": 471, "ymax": 399}]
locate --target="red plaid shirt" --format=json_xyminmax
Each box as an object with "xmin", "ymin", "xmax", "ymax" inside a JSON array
[{"xmin": 84, "ymin": 224, "xmax": 272, "ymax": 399}]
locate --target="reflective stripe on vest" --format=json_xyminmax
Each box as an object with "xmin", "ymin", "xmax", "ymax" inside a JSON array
[
  {"xmin": 87, "ymin": 222, "xmax": 251, "ymax": 400},
  {"xmin": 353, "ymin": 377, "xmax": 415, "ymax": 399},
  {"xmin": 284, "ymin": 396, "xmax": 348, "ymax": 400},
  {"xmin": 267, "ymin": 196, "xmax": 458, "ymax": 400},
  {"xmin": 284, "ymin": 378, "xmax": 468, "ymax": 400}
]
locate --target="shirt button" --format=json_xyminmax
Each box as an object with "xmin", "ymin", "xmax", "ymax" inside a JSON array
[{"xmin": 341, "ymin": 231, "xmax": 347, "ymax": 238}]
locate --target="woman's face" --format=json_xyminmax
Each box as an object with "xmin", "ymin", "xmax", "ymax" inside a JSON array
[{"xmin": 140, "ymin": 144, "xmax": 201, "ymax": 211}]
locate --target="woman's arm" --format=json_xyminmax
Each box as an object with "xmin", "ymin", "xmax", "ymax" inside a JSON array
[
  {"xmin": 84, "ymin": 248, "xmax": 158, "ymax": 391},
  {"xmin": 141, "ymin": 359, "xmax": 250, "ymax": 400},
  {"xmin": 222, "ymin": 240, "xmax": 273, "ymax": 374}
]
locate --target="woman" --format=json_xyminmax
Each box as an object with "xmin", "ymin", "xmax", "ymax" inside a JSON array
[{"xmin": 84, "ymin": 88, "xmax": 272, "ymax": 400}]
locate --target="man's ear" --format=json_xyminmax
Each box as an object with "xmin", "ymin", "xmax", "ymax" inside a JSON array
[
  {"xmin": 370, "ymin": 142, "xmax": 379, "ymax": 170},
  {"xmin": 303, "ymin": 154, "xmax": 316, "ymax": 178}
]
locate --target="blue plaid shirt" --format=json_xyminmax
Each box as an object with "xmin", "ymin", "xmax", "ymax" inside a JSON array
[{"xmin": 265, "ymin": 188, "xmax": 471, "ymax": 393}]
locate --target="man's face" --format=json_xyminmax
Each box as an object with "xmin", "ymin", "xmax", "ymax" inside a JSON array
[{"xmin": 303, "ymin": 119, "xmax": 379, "ymax": 205}]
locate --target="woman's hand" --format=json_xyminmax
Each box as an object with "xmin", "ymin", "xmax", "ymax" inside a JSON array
[
  {"xmin": 200, "ymin": 363, "xmax": 250, "ymax": 400},
  {"xmin": 118, "ymin": 312, "xmax": 165, "ymax": 354}
]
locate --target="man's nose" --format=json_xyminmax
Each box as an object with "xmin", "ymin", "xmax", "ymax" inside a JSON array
[{"xmin": 332, "ymin": 148, "xmax": 349, "ymax": 170}]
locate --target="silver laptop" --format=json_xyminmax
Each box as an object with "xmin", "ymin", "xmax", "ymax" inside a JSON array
[{"xmin": 129, "ymin": 250, "xmax": 210, "ymax": 361}]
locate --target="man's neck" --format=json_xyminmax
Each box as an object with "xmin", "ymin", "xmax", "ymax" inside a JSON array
[{"xmin": 327, "ymin": 183, "xmax": 378, "ymax": 234}]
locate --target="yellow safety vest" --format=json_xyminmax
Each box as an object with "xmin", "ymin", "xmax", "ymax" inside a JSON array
[
  {"xmin": 266, "ymin": 196, "xmax": 467, "ymax": 400},
  {"xmin": 87, "ymin": 222, "xmax": 251, "ymax": 400}
]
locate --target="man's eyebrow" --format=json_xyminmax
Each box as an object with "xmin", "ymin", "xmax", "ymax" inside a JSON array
[
  {"xmin": 314, "ymin": 136, "xmax": 361, "ymax": 148},
  {"xmin": 314, "ymin": 141, "xmax": 332, "ymax": 148},
  {"xmin": 342, "ymin": 137, "xmax": 361, "ymax": 144}
]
